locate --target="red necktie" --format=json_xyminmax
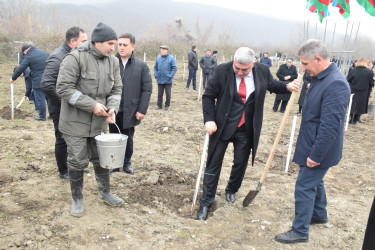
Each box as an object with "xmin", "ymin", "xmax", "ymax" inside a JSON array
[{"xmin": 238, "ymin": 78, "xmax": 246, "ymax": 127}]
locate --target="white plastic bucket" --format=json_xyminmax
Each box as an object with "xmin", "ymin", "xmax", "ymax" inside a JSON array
[{"xmin": 95, "ymin": 132, "xmax": 128, "ymax": 169}]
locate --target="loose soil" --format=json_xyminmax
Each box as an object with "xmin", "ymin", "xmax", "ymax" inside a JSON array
[{"xmin": 0, "ymin": 62, "xmax": 374, "ymax": 249}]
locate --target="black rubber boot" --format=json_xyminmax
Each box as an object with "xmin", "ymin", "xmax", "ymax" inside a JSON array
[
  {"xmin": 69, "ymin": 169, "xmax": 84, "ymax": 217},
  {"xmin": 94, "ymin": 166, "xmax": 124, "ymax": 206}
]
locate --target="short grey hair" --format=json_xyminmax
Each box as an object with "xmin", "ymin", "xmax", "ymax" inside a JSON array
[
  {"xmin": 234, "ymin": 47, "xmax": 255, "ymax": 64},
  {"xmin": 298, "ymin": 39, "xmax": 329, "ymax": 60}
]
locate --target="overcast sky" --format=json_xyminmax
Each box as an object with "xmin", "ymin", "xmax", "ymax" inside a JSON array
[
  {"xmin": 39, "ymin": 0, "xmax": 375, "ymax": 41},
  {"xmin": 175, "ymin": 0, "xmax": 375, "ymax": 41}
]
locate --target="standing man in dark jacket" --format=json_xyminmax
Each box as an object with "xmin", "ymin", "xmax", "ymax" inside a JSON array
[
  {"xmin": 199, "ymin": 49, "xmax": 216, "ymax": 90},
  {"xmin": 109, "ymin": 33, "xmax": 152, "ymax": 174},
  {"xmin": 41, "ymin": 27, "xmax": 87, "ymax": 180},
  {"xmin": 11, "ymin": 44, "xmax": 49, "ymax": 121},
  {"xmin": 154, "ymin": 45, "xmax": 177, "ymax": 110},
  {"xmin": 186, "ymin": 45, "xmax": 198, "ymax": 90},
  {"xmin": 197, "ymin": 47, "xmax": 300, "ymax": 220},
  {"xmin": 273, "ymin": 58, "xmax": 298, "ymax": 113},
  {"xmin": 275, "ymin": 39, "xmax": 350, "ymax": 244}
]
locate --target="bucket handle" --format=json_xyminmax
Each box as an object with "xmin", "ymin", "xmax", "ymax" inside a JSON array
[{"xmin": 113, "ymin": 122, "xmax": 121, "ymax": 134}]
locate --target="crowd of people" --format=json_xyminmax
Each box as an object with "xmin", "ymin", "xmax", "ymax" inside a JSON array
[{"xmin": 9, "ymin": 22, "xmax": 375, "ymax": 247}]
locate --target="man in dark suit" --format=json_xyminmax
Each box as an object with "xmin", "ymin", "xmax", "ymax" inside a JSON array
[
  {"xmin": 275, "ymin": 40, "xmax": 350, "ymax": 244},
  {"xmin": 197, "ymin": 47, "xmax": 300, "ymax": 220},
  {"xmin": 109, "ymin": 33, "xmax": 152, "ymax": 174}
]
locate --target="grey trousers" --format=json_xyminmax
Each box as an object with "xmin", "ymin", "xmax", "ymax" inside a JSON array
[{"xmin": 63, "ymin": 134, "xmax": 100, "ymax": 171}]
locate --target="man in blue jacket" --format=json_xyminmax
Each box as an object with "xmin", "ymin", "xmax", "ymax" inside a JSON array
[
  {"xmin": 11, "ymin": 44, "xmax": 49, "ymax": 121},
  {"xmin": 154, "ymin": 45, "xmax": 177, "ymax": 110},
  {"xmin": 275, "ymin": 39, "xmax": 350, "ymax": 244}
]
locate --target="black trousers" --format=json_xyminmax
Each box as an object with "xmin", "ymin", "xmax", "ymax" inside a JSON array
[
  {"xmin": 199, "ymin": 125, "xmax": 251, "ymax": 207},
  {"xmin": 48, "ymin": 102, "xmax": 68, "ymax": 174},
  {"xmin": 157, "ymin": 84, "xmax": 172, "ymax": 108},
  {"xmin": 363, "ymin": 196, "xmax": 375, "ymax": 250},
  {"xmin": 109, "ymin": 112, "xmax": 135, "ymax": 167},
  {"xmin": 273, "ymin": 97, "xmax": 288, "ymax": 112}
]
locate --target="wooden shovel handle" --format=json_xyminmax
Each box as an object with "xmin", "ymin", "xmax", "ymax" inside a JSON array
[{"xmin": 259, "ymin": 89, "xmax": 298, "ymax": 184}]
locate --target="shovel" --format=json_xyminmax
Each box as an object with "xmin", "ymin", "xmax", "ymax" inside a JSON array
[
  {"xmin": 191, "ymin": 132, "xmax": 209, "ymax": 211},
  {"xmin": 243, "ymin": 90, "xmax": 298, "ymax": 207}
]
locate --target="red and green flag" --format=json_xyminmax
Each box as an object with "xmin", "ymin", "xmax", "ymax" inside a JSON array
[
  {"xmin": 356, "ymin": 0, "xmax": 375, "ymax": 16},
  {"xmin": 332, "ymin": 0, "xmax": 351, "ymax": 18},
  {"xmin": 306, "ymin": 0, "xmax": 332, "ymax": 22}
]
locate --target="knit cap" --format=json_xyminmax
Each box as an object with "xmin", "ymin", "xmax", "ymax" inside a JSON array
[{"xmin": 91, "ymin": 22, "xmax": 117, "ymax": 42}]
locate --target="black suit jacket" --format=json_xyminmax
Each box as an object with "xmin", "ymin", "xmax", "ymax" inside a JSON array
[{"xmin": 202, "ymin": 61, "xmax": 290, "ymax": 165}]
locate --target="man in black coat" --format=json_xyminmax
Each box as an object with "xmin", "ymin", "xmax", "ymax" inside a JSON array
[
  {"xmin": 40, "ymin": 27, "xmax": 87, "ymax": 180},
  {"xmin": 109, "ymin": 33, "xmax": 152, "ymax": 174},
  {"xmin": 186, "ymin": 45, "xmax": 198, "ymax": 90},
  {"xmin": 197, "ymin": 47, "xmax": 300, "ymax": 220},
  {"xmin": 11, "ymin": 44, "xmax": 49, "ymax": 121},
  {"xmin": 273, "ymin": 58, "xmax": 298, "ymax": 113}
]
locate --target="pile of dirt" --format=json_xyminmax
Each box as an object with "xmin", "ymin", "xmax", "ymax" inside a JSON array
[{"xmin": 0, "ymin": 106, "xmax": 32, "ymax": 120}]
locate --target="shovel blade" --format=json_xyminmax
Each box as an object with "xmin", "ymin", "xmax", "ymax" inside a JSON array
[
  {"xmin": 243, "ymin": 182, "xmax": 262, "ymax": 207},
  {"xmin": 242, "ymin": 190, "xmax": 259, "ymax": 207}
]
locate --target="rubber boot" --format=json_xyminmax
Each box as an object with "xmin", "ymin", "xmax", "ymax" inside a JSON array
[
  {"xmin": 69, "ymin": 169, "xmax": 84, "ymax": 217},
  {"xmin": 94, "ymin": 166, "xmax": 124, "ymax": 206}
]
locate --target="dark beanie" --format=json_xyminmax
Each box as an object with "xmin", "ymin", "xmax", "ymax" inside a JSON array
[
  {"xmin": 21, "ymin": 44, "xmax": 32, "ymax": 53},
  {"xmin": 91, "ymin": 22, "xmax": 117, "ymax": 42}
]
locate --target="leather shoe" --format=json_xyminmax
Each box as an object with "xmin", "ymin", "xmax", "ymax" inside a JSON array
[
  {"xmin": 83, "ymin": 168, "xmax": 90, "ymax": 173},
  {"xmin": 59, "ymin": 173, "xmax": 69, "ymax": 180},
  {"xmin": 274, "ymin": 229, "xmax": 308, "ymax": 243},
  {"xmin": 123, "ymin": 164, "xmax": 134, "ymax": 175},
  {"xmin": 225, "ymin": 192, "xmax": 235, "ymax": 203},
  {"xmin": 197, "ymin": 205, "xmax": 209, "ymax": 220},
  {"xmin": 310, "ymin": 217, "xmax": 328, "ymax": 225},
  {"xmin": 109, "ymin": 168, "xmax": 120, "ymax": 173},
  {"xmin": 34, "ymin": 117, "xmax": 46, "ymax": 121},
  {"xmin": 358, "ymin": 118, "xmax": 364, "ymax": 123},
  {"xmin": 155, "ymin": 106, "xmax": 162, "ymax": 110}
]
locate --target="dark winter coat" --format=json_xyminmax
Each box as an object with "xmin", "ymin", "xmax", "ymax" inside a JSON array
[
  {"xmin": 12, "ymin": 46, "xmax": 49, "ymax": 89},
  {"xmin": 153, "ymin": 54, "xmax": 177, "ymax": 84},
  {"xmin": 199, "ymin": 55, "xmax": 216, "ymax": 74},
  {"xmin": 347, "ymin": 66, "xmax": 374, "ymax": 114},
  {"xmin": 41, "ymin": 42, "xmax": 72, "ymax": 105},
  {"xmin": 202, "ymin": 61, "xmax": 289, "ymax": 165},
  {"xmin": 293, "ymin": 63, "xmax": 350, "ymax": 168},
  {"xmin": 188, "ymin": 50, "xmax": 198, "ymax": 70},
  {"xmin": 276, "ymin": 64, "xmax": 298, "ymax": 101},
  {"xmin": 260, "ymin": 57, "xmax": 272, "ymax": 67},
  {"xmin": 116, "ymin": 52, "xmax": 152, "ymax": 129}
]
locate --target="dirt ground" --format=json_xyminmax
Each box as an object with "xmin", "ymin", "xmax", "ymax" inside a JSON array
[{"xmin": 0, "ymin": 61, "xmax": 374, "ymax": 249}]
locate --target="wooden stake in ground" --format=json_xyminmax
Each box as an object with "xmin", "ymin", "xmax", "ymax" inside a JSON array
[
  {"xmin": 345, "ymin": 93, "xmax": 354, "ymax": 131},
  {"xmin": 285, "ymin": 114, "xmax": 298, "ymax": 173},
  {"xmin": 191, "ymin": 133, "xmax": 209, "ymax": 211},
  {"xmin": 10, "ymin": 83, "xmax": 14, "ymax": 120},
  {"xmin": 197, "ymin": 70, "xmax": 202, "ymax": 101},
  {"xmin": 243, "ymin": 82, "xmax": 299, "ymax": 207}
]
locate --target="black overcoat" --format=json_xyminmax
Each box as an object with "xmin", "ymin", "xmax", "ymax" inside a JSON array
[
  {"xmin": 347, "ymin": 66, "xmax": 374, "ymax": 114},
  {"xmin": 202, "ymin": 61, "xmax": 289, "ymax": 165},
  {"xmin": 275, "ymin": 64, "xmax": 298, "ymax": 101},
  {"xmin": 116, "ymin": 53, "xmax": 152, "ymax": 129}
]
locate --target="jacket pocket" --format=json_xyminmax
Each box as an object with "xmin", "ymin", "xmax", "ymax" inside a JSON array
[{"xmin": 79, "ymin": 71, "xmax": 97, "ymax": 96}]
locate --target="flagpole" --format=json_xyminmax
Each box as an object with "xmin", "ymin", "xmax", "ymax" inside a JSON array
[
  {"xmin": 323, "ymin": 19, "xmax": 327, "ymax": 43},
  {"xmin": 330, "ymin": 23, "xmax": 336, "ymax": 58}
]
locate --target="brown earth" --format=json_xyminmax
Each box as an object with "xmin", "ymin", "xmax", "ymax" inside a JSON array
[{"xmin": 0, "ymin": 62, "xmax": 374, "ymax": 249}]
